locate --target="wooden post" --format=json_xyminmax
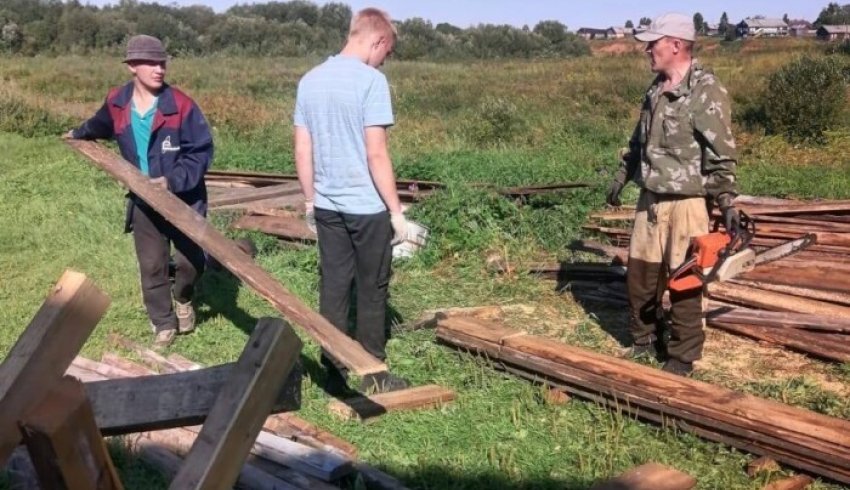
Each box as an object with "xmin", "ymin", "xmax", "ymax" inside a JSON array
[
  {"xmin": 67, "ymin": 139, "xmax": 385, "ymax": 376},
  {"xmin": 169, "ymin": 317, "xmax": 302, "ymax": 489},
  {"xmin": 20, "ymin": 376, "xmax": 123, "ymax": 490},
  {"xmin": 0, "ymin": 270, "xmax": 110, "ymax": 464},
  {"xmin": 328, "ymin": 385, "xmax": 456, "ymax": 422},
  {"xmin": 590, "ymin": 462, "xmax": 696, "ymax": 490}
]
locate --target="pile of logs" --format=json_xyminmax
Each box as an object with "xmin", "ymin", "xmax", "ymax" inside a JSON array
[
  {"xmin": 567, "ymin": 195, "xmax": 850, "ymax": 363},
  {"xmin": 436, "ymin": 315, "xmax": 850, "ymax": 485}
]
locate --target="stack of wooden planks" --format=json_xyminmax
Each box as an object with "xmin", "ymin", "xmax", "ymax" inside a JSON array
[
  {"xmin": 561, "ymin": 195, "xmax": 850, "ymax": 363},
  {"xmin": 67, "ymin": 351, "xmax": 410, "ymax": 489},
  {"xmin": 436, "ymin": 315, "xmax": 850, "ymax": 485}
]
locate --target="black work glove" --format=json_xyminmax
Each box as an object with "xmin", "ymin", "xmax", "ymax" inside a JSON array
[
  {"xmin": 717, "ymin": 193, "xmax": 740, "ymax": 235},
  {"xmin": 606, "ymin": 167, "xmax": 628, "ymax": 207}
]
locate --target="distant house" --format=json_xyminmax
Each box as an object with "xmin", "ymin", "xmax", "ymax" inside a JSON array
[
  {"xmin": 705, "ymin": 23, "xmax": 720, "ymax": 36},
  {"xmin": 789, "ymin": 23, "xmax": 815, "ymax": 37},
  {"xmin": 817, "ymin": 25, "xmax": 850, "ymax": 41},
  {"xmin": 577, "ymin": 27, "xmax": 621, "ymax": 40},
  {"xmin": 736, "ymin": 18, "xmax": 789, "ymax": 37}
]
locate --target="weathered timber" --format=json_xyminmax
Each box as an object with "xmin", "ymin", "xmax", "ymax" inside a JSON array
[
  {"xmin": 231, "ymin": 214, "xmax": 316, "ymax": 242},
  {"xmin": 0, "ymin": 270, "xmax": 110, "ymax": 464},
  {"xmin": 707, "ymin": 283, "xmax": 850, "ymax": 318},
  {"xmin": 170, "ymin": 318, "xmax": 302, "ymax": 490},
  {"xmin": 590, "ymin": 462, "xmax": 696, "ymax": 490},
  {"xmin": 85, "ymin": 362, "xmax": 301, "ymax": 435},
  {"xmin": 68, "ymin": 139, "xmax": 385, "ymax": 375},
  {"xmin": 208, "ymin": 183, "xmax": 301, "ymax": 208},
  {"xmin": 707, "ymin": 321, "xmax": 850, "ymax": 363},
  {"xmin": 327, "ymin": 385, "xmax": 456, "ymax": 422},
  {"xmin": 436, "ymin": 316, "xmax": 850, "ymax": 483},
  {"xmin": 705, "ymin": 306, "xmax": 850, "ymax": 333},
  {"xmin": 762, "ymin": 475, "xmax": 814, "ymax": 490},
  {"xmin": 20, "ymin": 376, "xmax": 123, "ymax": 490}
]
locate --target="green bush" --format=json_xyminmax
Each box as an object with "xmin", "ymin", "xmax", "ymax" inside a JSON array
[
  {"xmin": 0, "ymin": 95, "xmax": 74, "ymax": 137},
  {"xmin": 464, "ymin": 97, "xmax": 528, "ymax": 146},
  {"xmin": 760, "ymin": 55, "xmax": 848, "ymax": 143}
]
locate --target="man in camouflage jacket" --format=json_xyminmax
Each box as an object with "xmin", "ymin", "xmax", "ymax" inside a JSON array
[{"xmin": 606, "ymin": 13, "xmax": 740, "ymax": 376}]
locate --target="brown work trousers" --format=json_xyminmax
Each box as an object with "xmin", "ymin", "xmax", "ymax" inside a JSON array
[{"xmin": 627, "ymin": 190, "xmax": 710, "ymax": 363}]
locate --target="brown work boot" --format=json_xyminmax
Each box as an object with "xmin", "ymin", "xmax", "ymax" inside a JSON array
[
  {"xmin": 175, "ymin": 300, "xmax": 195, "ymax": 333},
  {"xmin": 153, "ymin": 328, "xmax": 176, "ymax": 350}
]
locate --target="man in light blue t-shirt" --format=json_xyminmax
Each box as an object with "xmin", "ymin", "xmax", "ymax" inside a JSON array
[{"xmin": 294, "ymin": 7, "xmax": 409, "ymax": 395}]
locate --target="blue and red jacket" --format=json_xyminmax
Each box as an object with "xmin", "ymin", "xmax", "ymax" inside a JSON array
[{"xmin": 72, "ymin": 82, "xmax": 213, "ymax": 232}]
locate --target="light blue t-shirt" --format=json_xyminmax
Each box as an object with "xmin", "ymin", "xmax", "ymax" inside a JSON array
[
  {"xmin": 294, "ymin": 55, "xmax": 394, "ymax": 215},
  {"xmin": 131, "ymin": 98, "xmax": 158, "ymax": 176}
]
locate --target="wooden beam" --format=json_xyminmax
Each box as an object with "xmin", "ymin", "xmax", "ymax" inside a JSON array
[
  {"xmin": 436, "ymin": 316, "xmax": 850, "ymax": 484},
  {"xmin": 126, "ymin": 434, "xmax": 301, "ymax": 490},
  {"xmin": 0, "ymin": 270, "xmax": 110, "ymax": 465},
  {"xmin": 85, "ymin": 361, "xmax": 302, "ymax": 436},
  {"xmin": 590, "ymin": 462, "xmax": 696, "ymax": 490},
  {"xmin": 20, "ymin": 376, "xmax": 123, "ymax": 490},
  {"xmin": 708, "ymin": 321, "xmax": 850, "ymax": 363},
  {"xmin": 231, "ymin": 214, "xmax": 316, "ymax": 242},
  {"xmin": 328, "ymin": 385, "xmax": 455, "ymax": 422},
  {"xmin": 68, "ymin": 139, "xmax": 385, "ymax": 376},
  {"xmin": 169, "ymin": 317, "xmax": 302, "ymax": 489},
  {"xmin": 707, "ymin": 283, "xmax": 850, "ymax": 318},
  {"xmin": 762, "ymin": 475, "xmax": 814, "ymax": 490},
  {"xmin": 208, "ymin": 183, "xmax": 301, "ymax": 208},
  {"xmin": 78, "ymin": 357, "xmax": 329, "ymax": 490}
]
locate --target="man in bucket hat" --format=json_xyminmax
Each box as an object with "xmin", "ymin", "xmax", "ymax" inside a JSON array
[
  {"xmin": 66, "ymin": 35, "xmax": 213, "ymax": 349},
  {"xmin": 605, "ymin": 14, "xmax": 740, "ymax": 376}
]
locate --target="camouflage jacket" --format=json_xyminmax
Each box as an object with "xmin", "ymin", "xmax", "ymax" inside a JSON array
[{"xmin": 620, "ymin": 61, "xmax": 737, "ymax": 200}]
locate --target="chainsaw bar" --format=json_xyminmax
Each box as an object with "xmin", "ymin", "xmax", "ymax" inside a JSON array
[{"xmin": 754, "ymin": 233, "xmax": 817, "ymax": 266}]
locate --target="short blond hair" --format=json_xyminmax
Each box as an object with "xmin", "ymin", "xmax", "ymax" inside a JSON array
[{"xmin": 349, "ymin": 8, "xmax": 397, "ymax": 41}]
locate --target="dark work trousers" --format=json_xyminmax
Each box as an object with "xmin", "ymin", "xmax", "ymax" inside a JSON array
[
  {"xmin": 315, "ymin": 208, "xmax": 393, "ymax": 376},
  {"xmin": 132, "ymin": 203, "xmax": 206, "ymax": 332},
  {"xmin": 627, "ymin": 191, "xmax": 709, "ymax": 363}
]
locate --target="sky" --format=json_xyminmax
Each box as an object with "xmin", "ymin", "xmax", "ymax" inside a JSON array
[{"xmin": 84, "ymin": 0, "xmax": 823, "ymax": 27}]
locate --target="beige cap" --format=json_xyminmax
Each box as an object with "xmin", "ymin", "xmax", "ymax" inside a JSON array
[{"xmin": 635, "ymin": 13, "xmax": 696, "ymax": 42}]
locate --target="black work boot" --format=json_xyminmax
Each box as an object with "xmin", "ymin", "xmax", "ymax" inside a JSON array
[
  {"xmin": 359, "ymin": 371, "xmax": 410, "ymax": 394},
  {"xmin": 662, "ymin": 358, "xmax": 694, "ymax": 377},
  {"xmin": 625, "ymin": 335, "xmax": 658, "ymax": 360}
]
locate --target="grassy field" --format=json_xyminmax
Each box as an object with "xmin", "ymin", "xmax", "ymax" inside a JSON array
[{"xmin": 2, "ymin": 37, "xmax": 850, "ymax": 489}]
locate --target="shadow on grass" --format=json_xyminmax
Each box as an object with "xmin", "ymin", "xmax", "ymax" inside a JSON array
[
  {"xmin": 347, "ymin": 465, "xmax": 592, "ymax": 490},
  {"xmin": 195, "ymin": 268, "xmax": 259, "ymax": 335}
]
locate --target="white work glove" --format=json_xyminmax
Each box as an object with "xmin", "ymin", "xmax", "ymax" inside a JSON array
[
  {"xmin": 304, "ymin": 199, "xmax": 317, "ymax": 234},
  {"xmin": 390, "ymin": 212, "xmax": 407, "ymax": 245}
]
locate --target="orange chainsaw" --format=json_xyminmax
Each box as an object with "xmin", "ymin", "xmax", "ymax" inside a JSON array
[{"xmin": 668, "ymin": 212, "xmax": 816, "ymax": 293}]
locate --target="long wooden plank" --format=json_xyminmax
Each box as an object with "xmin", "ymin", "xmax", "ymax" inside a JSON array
[
  {"xmin": 85, "ymin": 362, "xmax": 302, "ymax": 435},
  {"xmin": 156, "ymin": 352, "xmax": 358, "ymax": 459},
  {"xmin": 707, "ymin": 283, "xmax": 850, "ymax": 318},
  {"xmin": 0, "ymin": 270, "xmax": 110, "ymax": 465},
  {"xmin": 730, "ymin": 279, "xmax": 850, "ymax": 306},
  {"xmin": 328, "ymin": 385, "xmax": 456, "ymax": 422},
  {"xmin": 706, "ymin": 306, "xmax": 850, "ymax": 333},
  {"xmin": 89, "ymin": 356, "xmax": 341, "ymax": 489},
  {"xmin": 590, "ymin": 462, "xmax": 696, "ymax": 490},
  {"xmin": 68, "ymin": 139, "xmax": 385, "ymax": 375},
  {"xmin": 762, "ymin": 475, "xmax": 814, "ymax": 490},
  {"xmin": 708, "ymin": 321, "xmax": 850, "ymax": 363},
  {"xmin": 21, "ymin": 376, "xmax": 123, "ymax": 490},
  {"xmin": 436, "ymin": 317, "xmax": 850, "ymax": 483},
  {"xmin": 231, "ymin": 214, "xmax": 316, "ymax": 242},
  {"xmin": 208, "ymin": 183, "xmax": 301, "ymax": 208},
  {"xmin": 170, "ymin": 318, "xmax": 302, "ymax": 489},
  {"xmin": 126, "ymin": 433, "xmax": 301, "ymax": 490}
]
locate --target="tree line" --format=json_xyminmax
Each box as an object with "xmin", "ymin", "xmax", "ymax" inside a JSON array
[{"xmin": 0, "ymin": 0, "xmax": 590, "ymax": 59}]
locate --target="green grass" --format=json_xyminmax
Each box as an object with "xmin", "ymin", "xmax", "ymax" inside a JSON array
[{"xmin": 2, "ymin": 38, "xmax": 850, "ymax": 489}]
